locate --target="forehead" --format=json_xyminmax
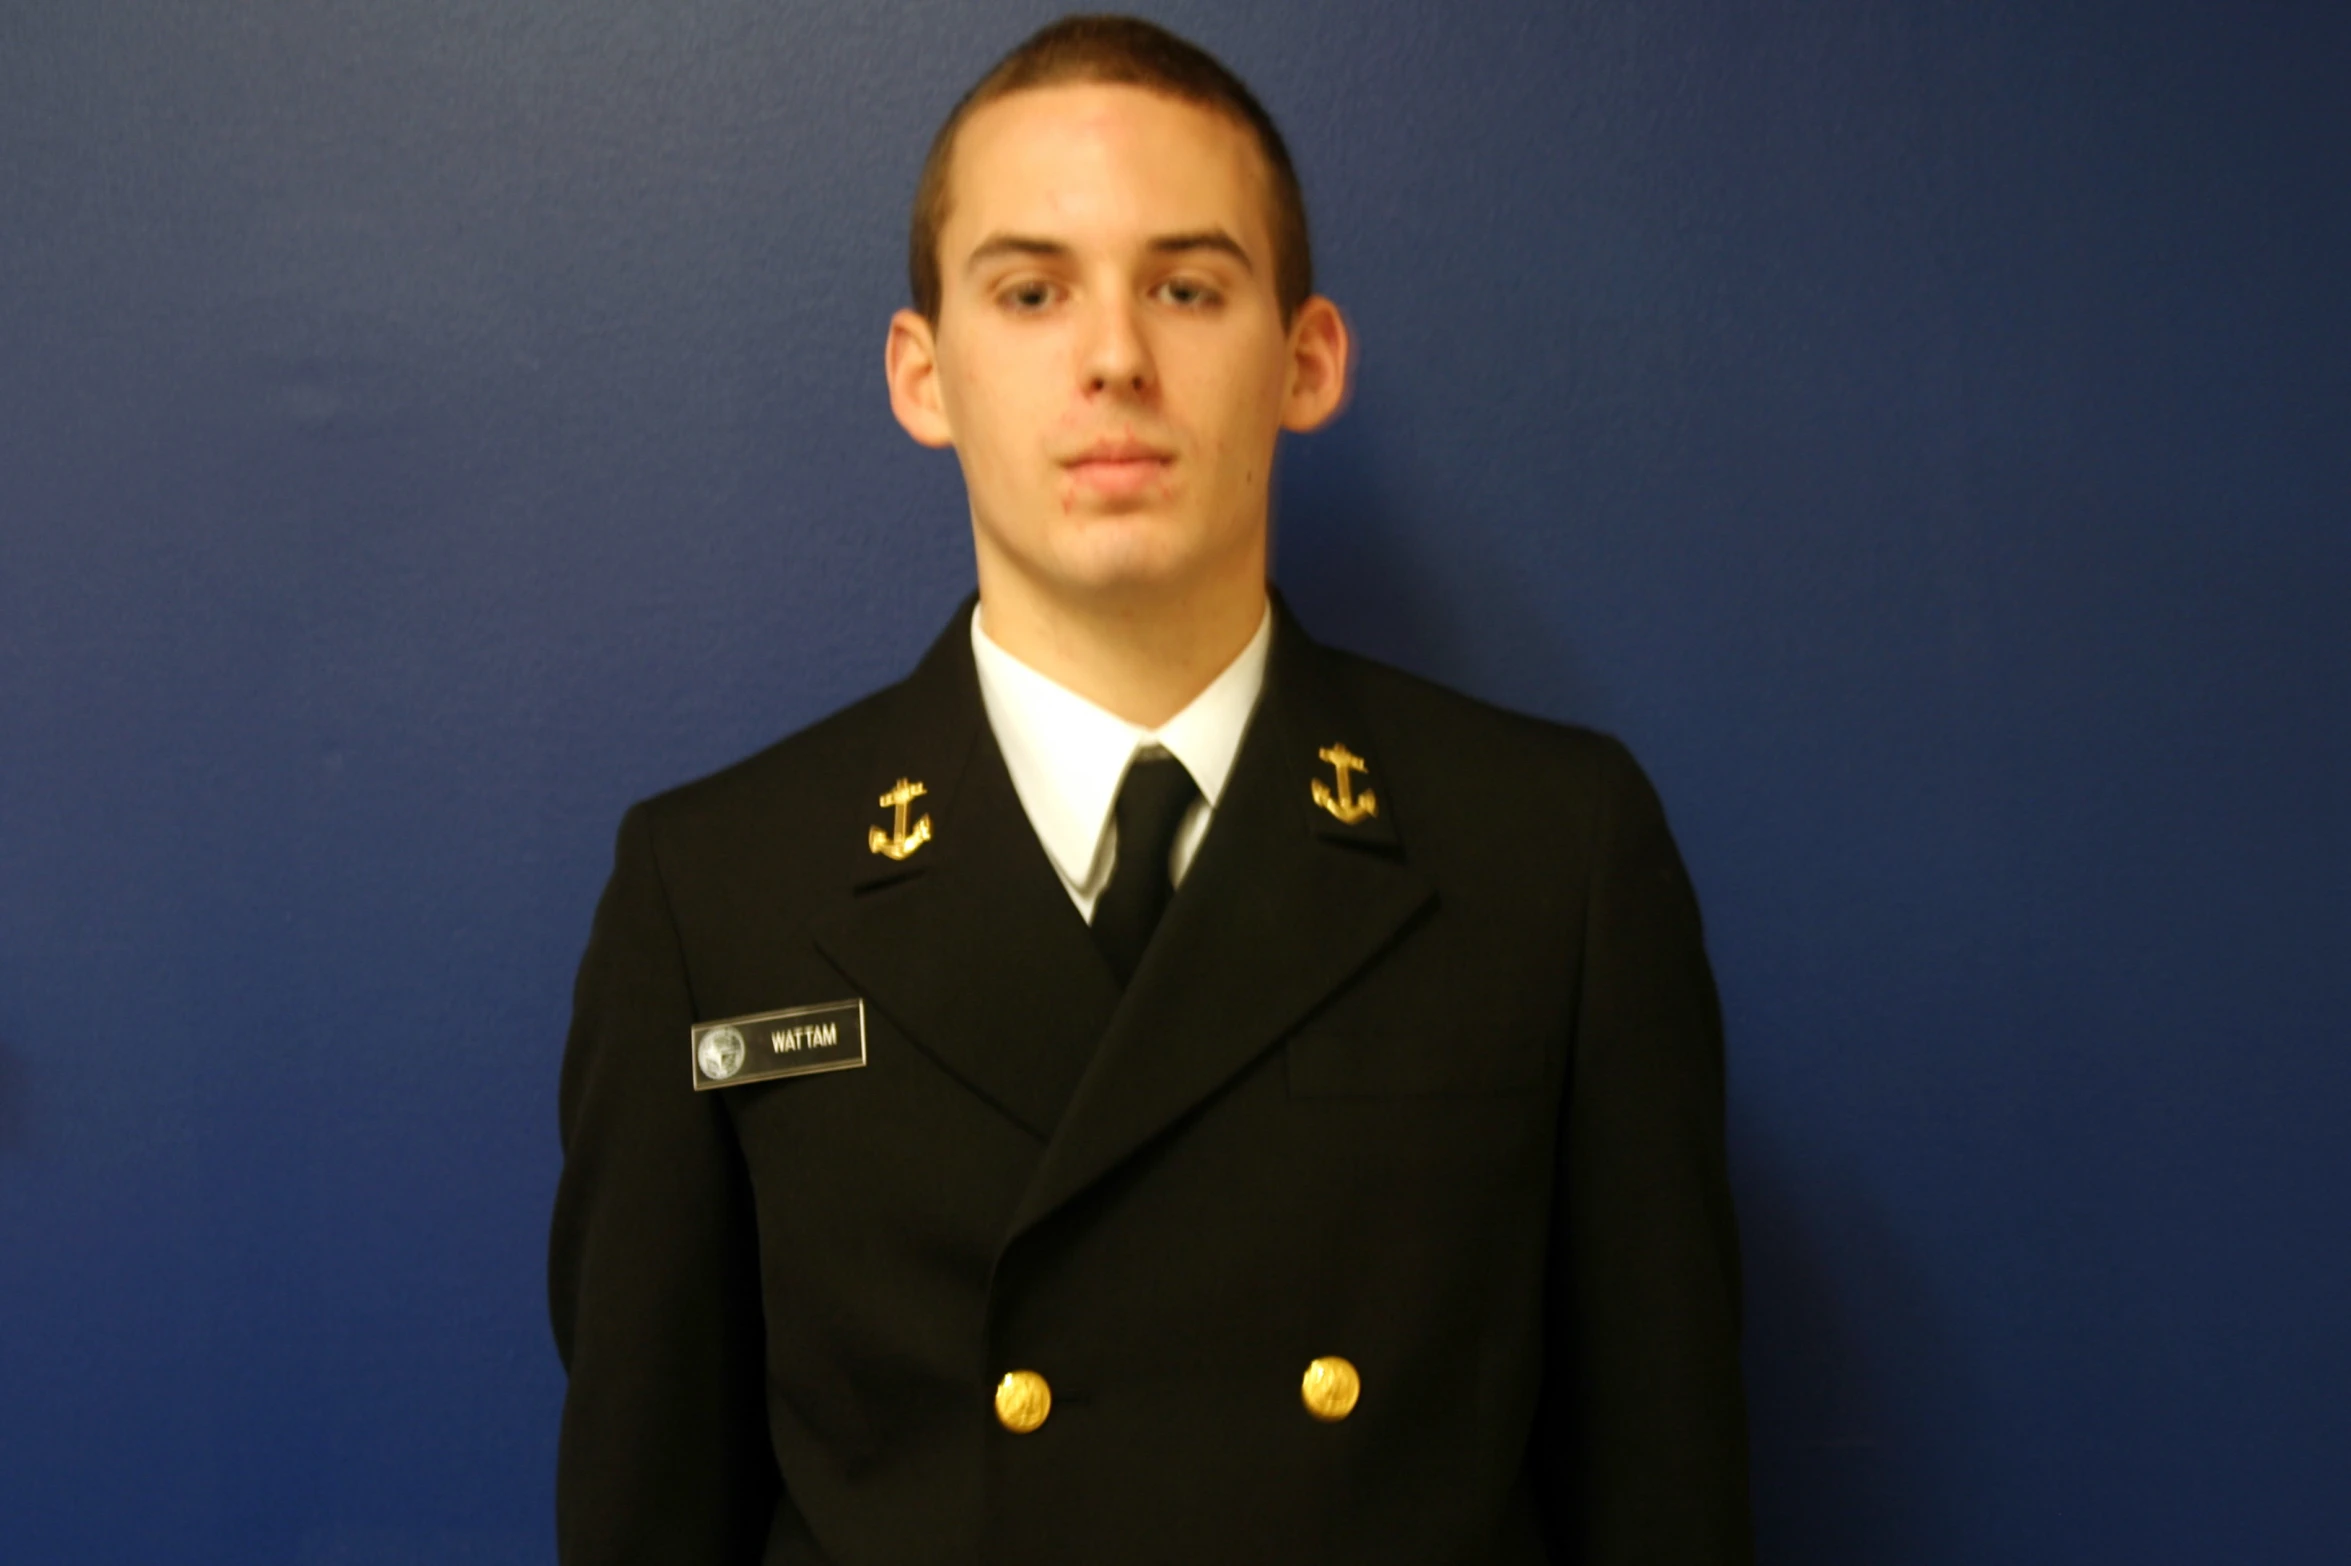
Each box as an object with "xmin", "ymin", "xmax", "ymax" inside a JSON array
[{"xmin": 941, "ymin": 83, "xmax": 1274, "ymax": 248}]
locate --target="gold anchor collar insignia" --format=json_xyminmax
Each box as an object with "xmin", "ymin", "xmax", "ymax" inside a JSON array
[
  {"xmin": 1311, "ymin": 743, "xmax": 1378, "ymax": 824},
  {"xmin": 868, "ymin": 776, "xmax": 933, "ymax": 860}
]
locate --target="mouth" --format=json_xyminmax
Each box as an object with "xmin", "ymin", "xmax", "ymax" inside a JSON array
[{"xmin": 1062, "ymin": 440, "xmax": 1175, "ymax": 500}]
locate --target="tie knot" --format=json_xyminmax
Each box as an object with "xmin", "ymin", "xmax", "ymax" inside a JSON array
[{"xmin": 1114, "ymin": 754, "xmax": 1199, "ymax": 856}]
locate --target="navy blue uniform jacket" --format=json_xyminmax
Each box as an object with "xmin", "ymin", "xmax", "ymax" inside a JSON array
[{"xmin": 550, "ymin": 600, "xmax": 1751, "ymax": 1563}]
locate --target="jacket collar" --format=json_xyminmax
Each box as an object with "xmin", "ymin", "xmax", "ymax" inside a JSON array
[
  {"xmin": 1002, "ymin": 593, "xmax": 1430, "ymax": 1240},
  {"xmin": 811, "ymin": 594, "xmax": 1434, "ymax": 1233},
  {"xmin": 813, "ymin": 599, "xmax": 1123, "ymax": 1140}
]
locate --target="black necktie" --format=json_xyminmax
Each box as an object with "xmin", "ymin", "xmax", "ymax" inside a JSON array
[{"xmin": 1091, "ymin": 754, "xmax": 1200, "ymax": 987}]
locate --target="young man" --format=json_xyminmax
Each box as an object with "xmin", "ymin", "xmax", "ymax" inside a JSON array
[{"xmin": 550, "ymin": 16, "xmax": 1750, "ymax": 1564}]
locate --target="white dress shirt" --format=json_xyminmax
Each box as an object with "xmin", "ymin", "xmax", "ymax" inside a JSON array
[{"xmin": 970, "ymin": 602, "xmax": 1272, "ymax": 922}]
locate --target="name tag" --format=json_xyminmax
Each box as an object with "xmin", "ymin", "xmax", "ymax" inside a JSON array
[{"xmin": 691, "ymin": 999, "xmax": 866, "ymax": 1090}]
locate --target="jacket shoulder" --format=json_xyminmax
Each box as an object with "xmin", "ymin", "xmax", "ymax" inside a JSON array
[
  {"xmin": 630, "ymin": 678, "xmax": 901, "ymax": 854},
  {"xmin": 1306, "ymin": 640, "xmax": 1676, "ymax": 887},
  {"xmin": 1317, "ymin": 641, "xmax": 1636, "ymax": 779}
]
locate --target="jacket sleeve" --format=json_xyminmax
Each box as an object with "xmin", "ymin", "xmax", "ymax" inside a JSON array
[
  {"xmin": 549, "ymin": 801, "xmax": 779, "ymax": 1564},
  {"xmin": 1538, "ymin": 738, "xmax": 1753, "ymax": 1563}
]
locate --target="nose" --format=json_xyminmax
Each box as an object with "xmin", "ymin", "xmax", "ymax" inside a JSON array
[{"xmin": 1079, "ymin": 293, "xmax": 1154, "ymax": 398}]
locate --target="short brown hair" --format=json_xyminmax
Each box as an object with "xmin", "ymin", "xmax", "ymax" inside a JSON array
[{"xmin": 908, "ymin": 15, "xmax": 1314, "ymax": 325}]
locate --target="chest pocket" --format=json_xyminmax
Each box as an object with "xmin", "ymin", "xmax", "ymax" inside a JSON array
[
  {"xmin": 1280, "ymin": 879, "xmax": 1566, "ymax": 1097},
  {"xmin": 1284, "ymin": 1016, "xmax": 1545, "ymax": 1097}
]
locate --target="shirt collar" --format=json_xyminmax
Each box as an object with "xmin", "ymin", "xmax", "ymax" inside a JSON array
[{"xmin": 970, "ymin": 601, "xmax": 1272, "ymax": 892}]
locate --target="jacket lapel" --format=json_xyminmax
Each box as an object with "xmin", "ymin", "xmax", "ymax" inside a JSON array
[
  {"xmin": 1006, "ymin": 608, "xmax": 1436, "ymax": 1240},
  {"xmin": 810, "ymin": 605, "xmax": 1121, "ymax": 1142}
]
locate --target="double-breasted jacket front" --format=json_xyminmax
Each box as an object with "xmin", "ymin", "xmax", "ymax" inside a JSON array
[{"xmin": 549, "ymin": 602, "xmax": 1751, "ymax": 1564}]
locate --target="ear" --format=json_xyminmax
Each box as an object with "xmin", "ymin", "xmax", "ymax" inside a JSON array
[
  {"xmin": 1279, "ymin": 295, "xmax": 1353, "ymax": 433},
  {"xmin": 886, "ymin": 308, "xmax": 955, "ymax": 448}
]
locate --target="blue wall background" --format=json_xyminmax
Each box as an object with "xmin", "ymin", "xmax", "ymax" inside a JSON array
[{"xmin": 3, "ymin": 1, "xmax": 2343, "ymax": 1560}]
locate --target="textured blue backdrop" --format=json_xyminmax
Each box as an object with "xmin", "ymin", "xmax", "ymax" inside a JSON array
[{"xmin": 3, "ymin": 1, "xmax": 2345, "ymax": 1560}]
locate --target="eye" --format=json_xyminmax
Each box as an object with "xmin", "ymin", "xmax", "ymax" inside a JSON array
[
  {"xmin": 997, "ymin": 278, "xmax": 1061, "ymax": 313},
  {"xmin": 1154, "ymin": 276, "xmax": 1223, "ymax": 310}
]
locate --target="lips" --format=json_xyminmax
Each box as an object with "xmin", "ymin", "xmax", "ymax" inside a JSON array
[
  {"xmin": 1062, "ymin": 438, "xmax": 1174, "ymax": 499},
  {"xmin": 1065, "ymin": 438, "xmax": 1173, "ymax": 465}
]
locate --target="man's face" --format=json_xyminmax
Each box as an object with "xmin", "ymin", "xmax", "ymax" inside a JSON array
[{"xmin": 888, "ymin": 84, "xmax": 1346, "ymax": 614}]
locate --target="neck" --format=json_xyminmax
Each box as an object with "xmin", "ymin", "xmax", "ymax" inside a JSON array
[{"xmin": 974, "ymin": 566, "xmax": 1268, "ymax": 729}]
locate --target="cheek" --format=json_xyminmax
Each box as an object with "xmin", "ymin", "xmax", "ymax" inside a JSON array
[
  {"xmin": 1206, "ymin": 382, "xmax": 1285, "ymax": 485},
  {"xmin": 944, "ymin": 384, "xmax": 1030, "ymax": 478},
  {"xmin": 939, "ymin": 339, "xmax": 1052, "ymax": 457}
]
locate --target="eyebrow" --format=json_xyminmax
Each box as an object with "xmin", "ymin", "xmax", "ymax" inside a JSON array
[{"xmin": 962, "ymin": 229, "xmax": 1256, "ymax": 274}]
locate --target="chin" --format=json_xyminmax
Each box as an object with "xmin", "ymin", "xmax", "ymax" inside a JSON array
[
  {"xmin": 1059, "ymin": 554, "xmax": 1195, "ymax": 601},
  {"xmin": 1045, "ymin": 529, "xmax": 1208, "ymax": 599},
  {"xmin": 979, "ymin": 502, "xmax": 1250, "ymax": 606}
]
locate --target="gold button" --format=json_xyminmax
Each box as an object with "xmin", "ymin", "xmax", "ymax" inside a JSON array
[
  {"xmin": 1301, "ymin": 1355, "xmax": 1360, "ymax": 1422},
  {"xmin": 995, "ymin": 1369, "xmax": 1051, "ymax": 1433}
]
